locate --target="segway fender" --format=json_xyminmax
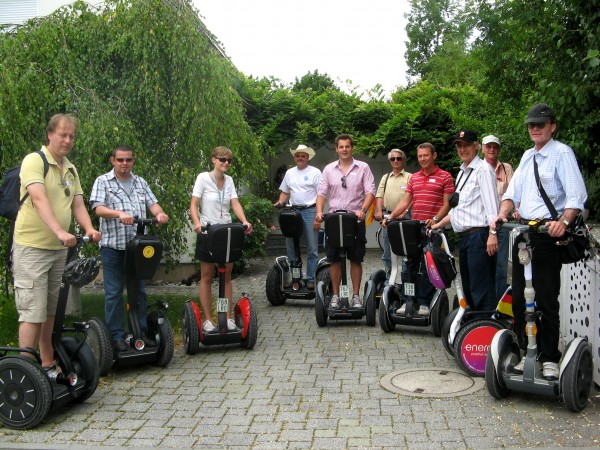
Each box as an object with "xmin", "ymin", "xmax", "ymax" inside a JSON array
[
  {"xmin": 316, "ymin": 281, "xmax": 326, "ymax": 307},
  {"xmin": 236, "ymin": 296, "xmax": 252, "ymax": 339},
  {"xmin": 316, "ymin": 257, "xmax": 331, "ymax": 272},
  {"xmin": 364, "ymin": 281, "xmax": 374, "ymax": 306},
  {"xmin": 381, "ymin": 285, "xmax": 398, "ymax": 321},
  {"xmin": 188, "ymin": 301, "xmax": 203, "ymax": 337},
  {"xmin": 559, "ymin": 337, "xmax": 587, "ymax": 381},
  {"xmin": 274, "ymin": 256, "xmax": 290, "ymax": 289},
  {"xmin": 489, "ymin": 328, "xmax": 512, "ymax": 368},
  {"xmin": 448, "ymin": 305, "xmax": 466, "ymax": 347}
]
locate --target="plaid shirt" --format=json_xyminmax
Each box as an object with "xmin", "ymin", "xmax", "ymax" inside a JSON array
[{"xmin": 90, "ymin": 169, "xmax": 158, "ymax": 250}]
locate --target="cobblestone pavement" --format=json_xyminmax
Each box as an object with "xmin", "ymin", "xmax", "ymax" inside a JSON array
[{"xmin": 2, "ymin": 249, "xmax": 599, "ymax": 449}]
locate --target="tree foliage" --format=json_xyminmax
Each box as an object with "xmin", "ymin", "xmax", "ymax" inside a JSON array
[{"xmin": 0, "ymin": 0, "xmax": 265, "ymax": 277}]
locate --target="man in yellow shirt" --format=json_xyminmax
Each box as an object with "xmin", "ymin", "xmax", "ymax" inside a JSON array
[{"xmin": 13, "ymin": 114, "xmax": 101, "ymax": 378}]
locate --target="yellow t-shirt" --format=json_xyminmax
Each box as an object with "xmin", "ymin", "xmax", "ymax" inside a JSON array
[
  {"xmin": 13, "ymin": 146, "xmax": 82, "ymax": 250},
  {"xmin": 376, "ymin": 170, "xmax": 412, "ymax": 211}
]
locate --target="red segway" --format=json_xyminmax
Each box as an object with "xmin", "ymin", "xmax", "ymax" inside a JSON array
[{"xmin": 182, "ymin": 223, "xmax": 257, "ymax": 354}]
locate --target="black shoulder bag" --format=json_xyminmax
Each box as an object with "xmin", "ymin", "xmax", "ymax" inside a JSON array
[{"xmin": 533, "ymin": 157, "xmax": 590, "ymax": 264}]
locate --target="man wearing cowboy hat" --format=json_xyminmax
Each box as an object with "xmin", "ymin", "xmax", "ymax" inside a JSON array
[{"xmin": 274, "ymin": 144, "xmax": 322, "ymax": 288}]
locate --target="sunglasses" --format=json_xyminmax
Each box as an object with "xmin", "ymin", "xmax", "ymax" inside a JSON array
[
  {"xmin": 60, "ymin": 177, "xmax": 70, "ymax": 197},
  {"xmin": 115, "ymin": 157, "xmax": 133, "ymax": 163},
  {"xmin": 341, "ymin": 176, "xmax": 347, "ymax": 189},
  {"xmin": 389, "ymin": 157, "xmax": 404, "ymax": 162},
  {"xmin": 216, "ymin": 157, "xmax": 233, "ymax": 164},
  {"xmin": 527, "ymin": 122, "xmax": 548, "ymax": 130}
]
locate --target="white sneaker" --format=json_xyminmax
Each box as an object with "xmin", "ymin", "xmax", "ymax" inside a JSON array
[
  {"xmin": 203, "ymin": 320, "xmax": 215, "ymax": 333},
  {"xmin": 542, "ymin": 362, "xmax": 559, "ymax": 380},
  {"xmin": 396, "ymin": 304, "xmax": 406, "ymax": 315},
  {"xmin": 329, "ymin": 295, "xmax": 340, "ymax": 309},
  {"xmin": 513, "ymin": 358, "xmax": 525, "ymax": 374},
  {"xmin": 227, "ymin": 318, "xmax": 237, "ymax": 331},
  {"xmin": 418, "ymin": 305, "xmax": 430, "ymax": 316},
  {"xmin": 44, "ymin": 365, "xmax": 61, "ymax": 380},
  {"xmin": 351, "ymin": 294, "xmax": 362, "ymax": 308}
]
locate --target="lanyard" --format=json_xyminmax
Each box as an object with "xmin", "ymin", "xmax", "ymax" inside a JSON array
[
  {"xmin": 455, "ymin": 167, "xmax": 474, "ymax": 193},
  {"xmin": 210, "ymin": 171, "xmax": 225, "ymax": 218}
]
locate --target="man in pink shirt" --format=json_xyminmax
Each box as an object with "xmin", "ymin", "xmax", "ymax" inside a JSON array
[{"xmin": 314, "ymin": 134, "xmax": 376, "ymax": 308}]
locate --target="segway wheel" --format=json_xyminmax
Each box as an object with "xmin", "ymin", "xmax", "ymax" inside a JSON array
[
  {"xmin": 315, "ymin": 268, "xmax": 331, "ymax": 327},
  {"xmin": 62, "ymin": 337, "xmax": 100, "ymax": 404},
  {"xmin": 485, "ymin": 349, "xmax": 510, "ymax": 399},
  {"xmin": 561, "ymin": 340, "xmax": 593, "ymax": 412},
  {"xmin": 379, "ymin": 287, "xmax": 397, "ymax": 333},
  {"xmin": 452, "ymin": 294, "xmax": 459, "ymax": 310},
  {"xmin": 430, "ymin": 290, "xmax": 449, "ymax": 337},
  {"xmin": 0, "ymin": 357, "xmax": 52, "ymax": 430},
  {"xmin": 369, "ymin": 269, "xmax": 387, "ymax": 309},
  {"xmin": 440, "ymin": 308, "xmax": 459, "ymax": 357},
  {"xmin": 87, "ymin": 317, "xmax": 113, "ymax": 376},
  {"xmin": 182, "ymin": 302, "xmax": 200, "ymax": 355},
  {"xmin": 363, "ymin": 280, "xmax": 377, "ymax": 326},
  {"xmin": 149, "ymin": 311, "xmax": 175, "ymax": 367},
  {"xmin": 240, "ymin": 300, "xmax": 258, "ymax": 349},
  {"xmin": 266, "ymin": 265, "xmax": 286, "ymax": 306},
  {"xmin": 454, "ymin": 319, "xmax": 505, "ymax": 377}
]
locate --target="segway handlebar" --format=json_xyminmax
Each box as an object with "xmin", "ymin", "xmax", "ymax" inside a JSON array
[{"xmin": 199, "ymin": 223, "xmax": 248, "ymax": 233}]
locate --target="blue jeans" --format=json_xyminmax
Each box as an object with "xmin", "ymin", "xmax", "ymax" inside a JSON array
[
  {"xmin": 495, "ymin": 227, "xmax": 510, "ymax": 300},
  {"xmin": 458, "ymin": 228, "xmax": 496, "ymax": 311},
  {"xmin": 285, "ymin": 207, "xmax": 319, "ymax": 281},
  {"xmin": 401, "ymin": 257, "xmax": 434, "ymax": 307},
  {"xmin": 101, "ymin": 247, "xmax": 148, "ymax": 341}
]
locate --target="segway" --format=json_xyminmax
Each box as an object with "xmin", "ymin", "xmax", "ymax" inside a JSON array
[
  {"xmin": 266, "ymin": 206, "xmax": 330, "ymax": 306},
  {"xmin": 379, "ymin": 220, "xmax": 449, "ymax": 336},
  {"xmin": 87, "ymin": 219, "xmax": 174, "ymax": 375},
  {"xmin": 182, "ymin": 223, "xmax": 257, "ymax": 354},
  {"xmin": 0, "ymin": 236, "xmax": 100, "ymax": 430},
  {"xmin": 485, "ymin": 222, "xmax": 594, "ymax": 412},
  {"xmin": 314, "ymin": 211, "xmax": 377, "ymax": 327}
]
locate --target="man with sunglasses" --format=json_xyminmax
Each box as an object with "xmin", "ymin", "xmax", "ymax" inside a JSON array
[
  {"xmin": 314, "ymin": 134, "xmax": 375, "ymax": 308},
  {"xmin": 90, "ymin": 144, "xmax": 169, "ymax": 353},
  {"xmin": 274, "ymin": 144, "xmax": 322, "ymax": 289},
  {"xmin": 13, "ymin": 114, "xmax": 101, "ymax": 378},
  {"xmin": 491, "ymin": 103, "xmax": 587, "ymax": 381},
  {"xmin": 374, "ymin": 149, "xmax": 412, "ymax": 281}
]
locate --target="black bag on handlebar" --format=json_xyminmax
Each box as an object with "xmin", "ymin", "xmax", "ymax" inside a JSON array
[
  {"xmin": 279, "ymin": 210, "xmax": 304, "ymax": 238},
  {"xmin": 556, "ymin": 215, "xmax": 590, "ymax": 264},
  {"xmin": 387, "ymin": 219, "xmax": 423, "ymax": 258},
  {"xmin": 324, "ymin": 212, "xmax": 357, "ymax": 248},
  {"xmin": 126, "ymin": 235, "xmax": 163, "ymax": 279}
]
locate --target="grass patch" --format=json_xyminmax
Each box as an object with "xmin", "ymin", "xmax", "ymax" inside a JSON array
[{"xmin": 1, "ymin": 292, "xmax": 195, "ymax": 348}]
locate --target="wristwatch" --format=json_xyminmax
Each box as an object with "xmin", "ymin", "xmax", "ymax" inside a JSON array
[
  {"xmin": 432, "ymin": 215, "xmax": 439, "ymax": 223},
  {"xmin": 561, "ymin": 218, "xmax": 570, "ymax": 227},
  {"xmin": 489, "ymin": 229, "xmax": 497, "ymax": 235},
  {"xmin": 361, "ymin": 207, "xmax": 368, "ymax": 213}
]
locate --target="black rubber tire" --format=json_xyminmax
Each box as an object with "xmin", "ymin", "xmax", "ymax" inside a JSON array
[
  {"xmin": 440, "ymin": 308, "xmax": 459, "ymax": 356},
  {"xmin": 0, "ymin": 357, "xmax": 53, "ymax": 430},
  {"xmin": 62, "ymin": 337, "xmax": 100, "ymax": 404},
  {"xmin": 379, "ymin": 288, "xmax": 397, "ymax": 333},
  {"xmin": 182, "ymin": 302, "xmax": 200, "ymax": 355},
  {"xmin": 561, "ymin": 340, "xmax": 593, "ymax": 412},
  {"xmin": 369, "ymin": 270, "xmax": 387, "ymax": 310},
  {"xmin": 148, "ymin": 311, "xmax": 175, "ymax": 367},
  {"xmin": 376, "ymin": 227, "xmax": 384, "ymax": 251},
  {"xmin": 240, "ymin": 300, "xmax": 258, "ymax": 349},
  {"xmin": 363, "ymin": 281, "xmax": 376, "ymax": 327},
  {"xmin": 87, "ymin": 317, "xmax": 113, "ymax": 376},
  {"xmin": 266, "ymin": 265, "xmax": 286, "ymax": 306},
  {"xmin": 430, "ymin": 290, "xmax": 449, "ymax": 337},
  {"xmin": 452, "ymin": 294, "xmax": 459, "ymax": 310},
  {"xmin": 485, "ymin": 346, "xmax": 511, "ymax": 399},
  {"xmin": 454, "ymin": 319, "xmax": 505, "ymax": 377},
  {"xmin": 315, "ymin": 268, "xmax": 331, "ymax": 327}
]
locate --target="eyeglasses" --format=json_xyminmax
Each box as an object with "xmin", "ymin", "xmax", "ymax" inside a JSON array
[
  {"xmin": 60, "ymin": 177, "xmax": 70, "ymax": 196},
  {"xmin": 389, "ymin": 157, "xmax": 404, "ymax": 162},
  {"xmin": 115, "ymin": 158, "xmax": 133, "ymax": 163},
  {"xmin": 216, "ymin": 157, "xmax": 233, "ymax": 164},
  {"xmin": 341, "ymin": 176, "xmax": 347, "ymax": 189},
  {"xmin": 527, "ymin": 122, "xmax": 548, "ymax": 130}
]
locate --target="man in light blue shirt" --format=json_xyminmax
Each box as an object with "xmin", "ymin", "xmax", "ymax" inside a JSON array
[{"xmin": 492, "ymin": 103, "xmax": 587, "ymax": 381}]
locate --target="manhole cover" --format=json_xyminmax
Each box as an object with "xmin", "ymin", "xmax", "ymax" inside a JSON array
[{"xmin": 380, "ymin": 367, "xmax": 484, "ymax": 397}]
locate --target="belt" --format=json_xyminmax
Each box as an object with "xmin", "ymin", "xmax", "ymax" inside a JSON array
[
  {"xmin": 457, "ymin": 226, "xmax": 488, "ymax": 237},
  {"xmin": 294, "ymin": 203, "xmax": 316, "ymax": 210},
  {"xmin": 519, "ymin": 218, "xmax": 550, "ymax": 225}
]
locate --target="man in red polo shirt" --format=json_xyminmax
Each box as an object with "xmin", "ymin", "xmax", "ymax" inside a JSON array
[{"xmin": 384, "ymin": 142, "xmax": 454, "ymax": 315}]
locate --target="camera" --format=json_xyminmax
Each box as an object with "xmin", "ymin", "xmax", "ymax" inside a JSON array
[{"xmin": 449, "ymin": 192, "xmax": 459, "ymax": 208}]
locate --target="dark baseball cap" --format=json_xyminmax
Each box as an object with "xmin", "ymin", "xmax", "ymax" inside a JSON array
[
  {"xmin": 525, "ymin": 103, "xmax": 556, "ymax": 123},
  {"xmin": 453, "ymin": 129, "xmax": 478, "ymax": 144}
]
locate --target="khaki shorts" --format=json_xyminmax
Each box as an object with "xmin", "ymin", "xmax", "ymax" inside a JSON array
[{"xmin": 13, "ymin": 244, "xmax": 68, "ymax": 323}]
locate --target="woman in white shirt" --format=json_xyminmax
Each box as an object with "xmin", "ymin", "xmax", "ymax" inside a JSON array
[{"xmin": 190, "ymin": 146, "xmax": 253, "ymax": 333}]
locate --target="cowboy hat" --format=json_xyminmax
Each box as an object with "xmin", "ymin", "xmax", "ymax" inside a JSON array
[{"xmin": 290, "ymin": 144, "xmax": 315, "ymax": 160}]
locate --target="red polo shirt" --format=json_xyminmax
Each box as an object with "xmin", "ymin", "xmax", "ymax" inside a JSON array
[{"xmin": 406, "ymin": 166, "xmax": 454, "ymax": 220}]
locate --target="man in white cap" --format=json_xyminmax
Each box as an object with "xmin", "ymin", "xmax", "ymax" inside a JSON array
[
  {"xmin": 481, "ymin": 134, "xmax": 514, "ymax": 300},
  {"xmin": 274, "ymin": 144, "xmax": 322, "ymax": 288}
]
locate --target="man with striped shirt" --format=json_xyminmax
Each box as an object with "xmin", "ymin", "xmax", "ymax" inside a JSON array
[
  {"xmin": 433, "ymin": 130, "xmax": 499, "ymax": 312},
  {"xmin": 385, "ymin": 142, "xmax": 454, "ymax": 316}
]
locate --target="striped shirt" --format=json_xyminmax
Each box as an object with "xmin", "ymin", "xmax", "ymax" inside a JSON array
[
  {"xmin": 503, "ymin": 138, "xmax": 587, "ymax": 219},
  {"xmin": 449, "ymin": 156, "xmax": 499, "ymax": 232},
  {"xmin": 406, "ymin": 166, "xmax": 454, "ymax": 221},
  {"xmin": 90, "ymin": 170, "xmax": 158, "ymax": 250},
  {"xmin": 317, "ymin": 158, "xmax": 376, "ymax": 213}
]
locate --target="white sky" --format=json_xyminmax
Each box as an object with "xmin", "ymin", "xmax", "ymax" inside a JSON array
[{"xmin": 192, "ymin": 0, "xmax": 410, "ymax": 97}]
